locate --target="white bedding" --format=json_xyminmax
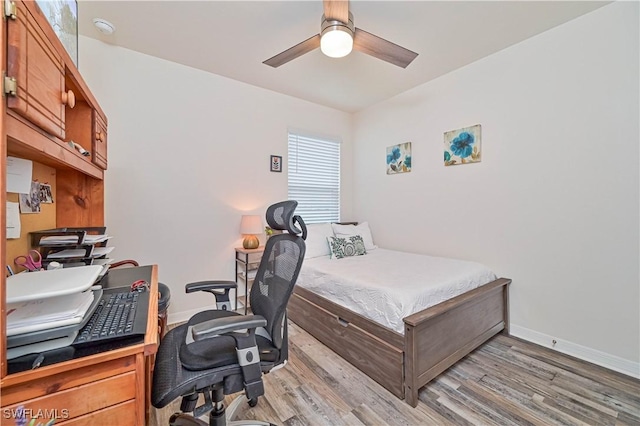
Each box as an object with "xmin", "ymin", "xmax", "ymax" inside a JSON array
[{"xmin": 296, "ymin": 249, "xmax": 497, "ymax": 334}]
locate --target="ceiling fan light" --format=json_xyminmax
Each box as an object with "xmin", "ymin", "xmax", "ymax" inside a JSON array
[{"xmin": 320, "ymin": 26, "xmax": 353, "ymax": 58}]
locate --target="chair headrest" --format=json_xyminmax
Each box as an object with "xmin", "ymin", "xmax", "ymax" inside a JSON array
[{"xmin": 266, "ymin": 201, "xmax": 307, "ymax": 239}]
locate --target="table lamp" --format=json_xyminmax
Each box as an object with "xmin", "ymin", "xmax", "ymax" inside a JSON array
[{"xmin": 240, "ymin": 215, "xmax": 262, "ymax": 249}]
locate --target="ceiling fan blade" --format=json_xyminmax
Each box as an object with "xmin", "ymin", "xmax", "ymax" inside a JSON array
[
  {"xmin": 263, "ymin": 34, "xmax": 321, "ymax": 68},
  {"xmin": 353, "ymin": 28, "xmax": 418, "ymax": 68},
  {"xmin": 323, "ymin": 0, "xmax": 349, "ymax": 22}
]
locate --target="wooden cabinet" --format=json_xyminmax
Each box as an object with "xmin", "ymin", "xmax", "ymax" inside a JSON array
[
  {"xmin": 4, "ymin": 1, "xmax": 108, "ymax": 176},
  {"xmin": 1, "ymin": 357, "xmax": 140, "ymax": 424},
  {"xmin": 5, "ymin": 0, "xmax": 66, "ymax": 139},
  {"xmin": 92, "ymin": 111, "xmax": 108, "ymax": 169}
]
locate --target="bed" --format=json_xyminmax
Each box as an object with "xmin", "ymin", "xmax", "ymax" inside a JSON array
[{"xmin": 286, "ymin": 222, "xmax": 511, "ymax": 407}]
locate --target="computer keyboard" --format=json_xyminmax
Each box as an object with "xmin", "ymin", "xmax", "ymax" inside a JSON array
[{"xmin": 72, "ymin": 289, "xmax": 148, "ymax": 347}]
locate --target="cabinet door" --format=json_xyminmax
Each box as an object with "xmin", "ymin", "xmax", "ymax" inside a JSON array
[
  {"xmin": 92, "ymin": 111, "xmax": 108, "ymax": 169},
  {"xmin": 6, "ymin": 1, "xmax": 66, "ymax": 139}
]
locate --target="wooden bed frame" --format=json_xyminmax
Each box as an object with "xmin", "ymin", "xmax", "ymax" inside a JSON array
[{"xmin": 287, "ymin": 277, "xmax": 511, "ymax": 407}]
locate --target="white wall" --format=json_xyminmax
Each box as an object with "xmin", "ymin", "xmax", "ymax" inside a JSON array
[
  {"xmin": 352, "ymin": 2, "xmax": 639, "ymax": 373},
  {"xmin": 78, "ymin": 37, "xmax": 353, "ymax": 322},
  {"xmin": 78, "ymin": 1, "xmax": 638, "ymax": 375}
]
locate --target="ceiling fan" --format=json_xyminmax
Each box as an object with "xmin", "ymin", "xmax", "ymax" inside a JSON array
[{"xmin": 263, "ymin": 0, "xmax": 418, "ymax": 69}]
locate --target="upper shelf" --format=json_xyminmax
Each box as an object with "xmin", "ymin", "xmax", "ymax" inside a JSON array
[{"xmin": 4, "ymin": 0, "xmax": 107, "ymax": 179}]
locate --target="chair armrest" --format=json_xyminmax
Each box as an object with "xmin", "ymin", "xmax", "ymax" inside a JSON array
[
  {"xmin": 192, "ymin": 315, "xmax": 267, "ymax": 342},
  {"xmin": 185, "ymin": 280, "xmax": 237, "ymax": 293}
]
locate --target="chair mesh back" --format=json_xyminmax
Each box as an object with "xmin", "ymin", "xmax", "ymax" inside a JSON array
[{"xmin": 250, "ymin": 201, "xmax": 306, "ymax": 350}]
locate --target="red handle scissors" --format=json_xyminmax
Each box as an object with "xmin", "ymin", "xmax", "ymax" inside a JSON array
[
  {"xmin": 14, "ymin": 250, "xmax": 43, "ymax": 272},
  {"xmin": 131, "ymin": 280, "xmax": 149, "ymax": 292}
]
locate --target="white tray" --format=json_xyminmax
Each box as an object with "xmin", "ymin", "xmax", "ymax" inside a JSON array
[{"xmin": 6, "ymin": 265, "xmax": 103, "ymax": 303}]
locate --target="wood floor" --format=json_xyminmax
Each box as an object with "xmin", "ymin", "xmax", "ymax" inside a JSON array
[{"xmin": 150, "ymin": 321, "xmax": 640, "ymax": 425}]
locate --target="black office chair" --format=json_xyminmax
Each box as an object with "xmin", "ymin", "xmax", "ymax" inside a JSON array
[{"xmin": 152, "ymin": 201, "xmax": 306, "ymax": 426}]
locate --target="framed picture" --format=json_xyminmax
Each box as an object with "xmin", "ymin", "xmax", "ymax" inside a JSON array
[
  {"xmin": 444, "ymin": 124, "xmax": 481, "ymax": 166},
  {"xmin": 36, "ymin": 0, "xmax": 78, "ymax": 66},
  {"xmin": 386, "ymin": 142, "xmax": 412, "ymax": 175},
  {"xmin": 270, "ymin": 155, "xmax": 282, "ymax": 172}
]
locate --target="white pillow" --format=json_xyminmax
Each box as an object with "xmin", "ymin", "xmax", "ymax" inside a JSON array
[
  {"xmin": 331, "ymin": 222, "xmax": 377, "ymax": 251},
  {"xmin": 304, "ymin": 223, "xmax": 334, "ymax": 259}
]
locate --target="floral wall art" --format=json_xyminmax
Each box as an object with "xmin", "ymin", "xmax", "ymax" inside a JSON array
[
  {"xmin": 444, "ymin": 124, "xmax": 481, "ymax": 166},
  {"xmin": 386, "ymin": 142, "xmax": 412, "ymax": 174}
]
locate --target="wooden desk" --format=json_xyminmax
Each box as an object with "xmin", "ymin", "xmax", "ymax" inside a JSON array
[
  {"xmin": 0, "ymin": 3, "xmax": 132, "ymax": 423},
  {"xmin": 0, "ymin": 265, "xmax": 159, "ymax": 425}
]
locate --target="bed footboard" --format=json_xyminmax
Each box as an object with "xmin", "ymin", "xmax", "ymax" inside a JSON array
[
  {"xmin": 289, "ymin": 278, "xmax": 511, "ymax": 408},
  {"xmin": 403, "ymin": 278, "xmax": 511, "ymax": 407}
]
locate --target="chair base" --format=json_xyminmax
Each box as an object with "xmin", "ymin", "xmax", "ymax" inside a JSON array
[{"xmin": 169, "ymin": 394, "xmax": 274, "ymax": 426}]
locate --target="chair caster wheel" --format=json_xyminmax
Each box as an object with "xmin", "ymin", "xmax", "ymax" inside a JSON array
[{"xmin": 248, "ymin": 397, "xmax": 258, "ymax": 407}]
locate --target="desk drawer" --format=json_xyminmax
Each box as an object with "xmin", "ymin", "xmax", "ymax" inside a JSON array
[
  {"xmin": 1, "ymin": 356, "xmax": 136, "ymax": 406},
  {"xmin": 58, "ymin": 400, "xmax": 137, "ymax": 426},
  {"xmin": 2, "ymin": 371, "xmax": 136, "ymax": 423}
]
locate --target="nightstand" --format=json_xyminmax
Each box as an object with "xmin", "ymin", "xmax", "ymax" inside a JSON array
[{"xmin": 235, "ymin": 246, "xmax": 264, "ymax": 314}]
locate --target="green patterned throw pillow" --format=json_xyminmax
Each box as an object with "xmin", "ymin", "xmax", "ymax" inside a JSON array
[{"xmin": 327, "ymin": 235, "xmax": 367, "ymax": 259}]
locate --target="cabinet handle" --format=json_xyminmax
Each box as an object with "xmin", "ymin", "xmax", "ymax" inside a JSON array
[
  {"xmin": 96, "ymin": 131, "xmax": 104, "ymax": 142},
  {"xmin": 61, "ymin": 90, "xmax": 76, "ymax": 108}
]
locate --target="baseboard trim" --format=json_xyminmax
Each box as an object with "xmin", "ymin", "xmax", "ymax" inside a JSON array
[{"xmin": 510, "ymin": 324, "xmax": 640, "ymax": 379}]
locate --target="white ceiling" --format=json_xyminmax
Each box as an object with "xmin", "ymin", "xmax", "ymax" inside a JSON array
[{"xmin": 78, "ymin": 1, "xmax": 609, "ymax": 113}]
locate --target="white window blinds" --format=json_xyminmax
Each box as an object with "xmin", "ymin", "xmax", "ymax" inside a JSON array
[{"xmin": 288, "ymin": 131, "xmax": 340, "ymax": 224}]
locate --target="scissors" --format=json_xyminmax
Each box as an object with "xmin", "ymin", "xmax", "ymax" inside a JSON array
[
  {"xmin": 14, "ymin": 250, "xmax": 43, "ymax": 272},
  {"xmin": 131, "ymin": 280, "xmax": 149, "ymax": 293}
]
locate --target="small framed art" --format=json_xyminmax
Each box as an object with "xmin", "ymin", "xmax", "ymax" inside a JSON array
[
  {"xmin": 444, "ymin": 124, "xmax": 481, "ymax": 166},
  {"xmin": 270, "ymin": 155, "xmax": 282, "ymax": 172},
  {"xmin": 386, "ymin": 142, "xmax": 412, "ymax": 175}
]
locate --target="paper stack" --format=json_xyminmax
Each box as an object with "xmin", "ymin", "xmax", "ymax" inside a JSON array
[
  {"xmin": 7, "ymin": 290, "xmax": 95, "ymax": 336},
  {"xmin": 46, "ymin": 246, "xmax": 114, "ymax": 260},
  {"xmin": 39, "ymin": 234, "xmax": 111, "ymax": 245}
]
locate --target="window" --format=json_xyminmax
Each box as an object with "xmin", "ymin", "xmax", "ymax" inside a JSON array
[{"xmin": 288, "ymin": 130, "xmax": 340, "ymax": 223}]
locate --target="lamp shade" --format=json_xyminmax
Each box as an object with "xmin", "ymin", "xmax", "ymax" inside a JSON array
[
  {"xmin": 240, "ymin": 215, "xmax": 262, "ymax": 249},
  {"xmin": 240, "ymin": 215, "xmax": 263, "ymax": 235}
]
